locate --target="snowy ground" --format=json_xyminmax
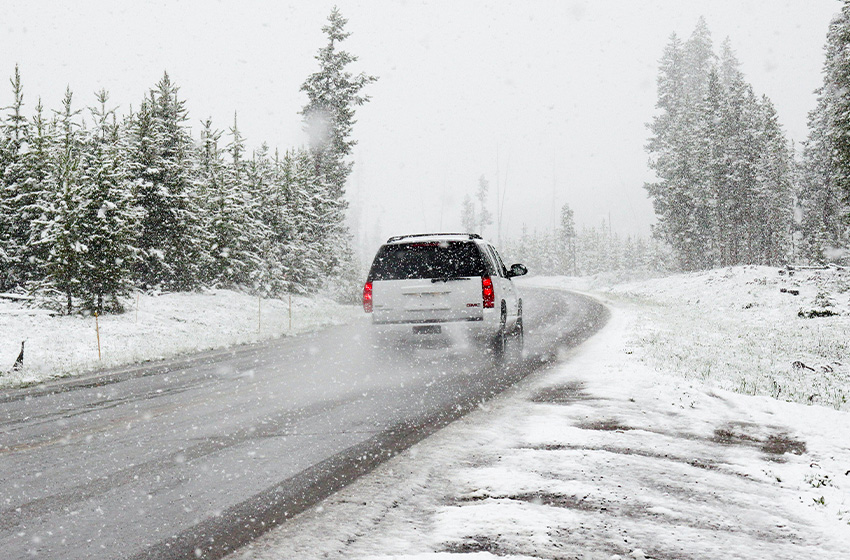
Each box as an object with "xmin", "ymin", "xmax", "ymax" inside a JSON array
[
  {"xmin": 531, "ymin": 265, "xmax": 850, "ymax": 411},
  {"xmin": 230, "ymin": 267, "xmax": 850, "ymax": 559},
  {"xmin": 0, "ymin": 289, "xmax": 360, "ymax": 389}
]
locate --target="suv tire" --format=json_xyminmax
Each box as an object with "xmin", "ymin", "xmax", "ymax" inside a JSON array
[{"xmin": 492, "ymin": 303, "xmax": 507, "ymax": 357}]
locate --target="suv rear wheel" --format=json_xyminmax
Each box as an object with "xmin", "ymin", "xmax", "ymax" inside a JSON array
[
  {"xmin": 512, "ymin": 300, "xmax": 524, "ymax": 352},
  {"xmin": 491, "ymin": 303, "xmax": 507, "ymax": 356}
]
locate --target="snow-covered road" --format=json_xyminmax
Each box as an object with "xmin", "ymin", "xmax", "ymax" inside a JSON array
[
  {"xmin": 0, "ymin": 287, "xmax": 603, "ymax": 560},
  {"xmin": 232, "ymin": 291, "xmax": 850, "ymax": 560}
]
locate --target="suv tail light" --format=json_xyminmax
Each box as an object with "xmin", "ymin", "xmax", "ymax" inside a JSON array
[
  {"xmin": 482, "ymin": 276, "xmax": 494, "ymax": 308},
  {"xmin": 363, "ymin": 282, "xmax": 373, "ymax": 313}
]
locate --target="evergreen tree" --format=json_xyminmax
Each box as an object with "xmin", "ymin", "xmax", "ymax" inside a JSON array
[
  {"xmin": 20, "ymin": 98, "xmax": 54, "ymax": 285},
  {"xmin": 300, "ymin": 7, "xmax": 376, "ymax": 289},
  {"xmin": 300, "ymin": 6, "xmax": 377, "ymax": 198},
  {"xmin": 753, "ymin": 96, "xmax": 794, "ymax": 264},
  {"xmin": 36, "ymin": 87, "xmax": 83, "ymax": 313},
  {"xmin": 558, "ymin": 203, "xmax": 576, "ymax": 274},
  {"xmin": 197, "ymin": 115, "xmax": 264, "ymax": 288},
  {"xmin": 476, "ymin": 175, "xmax": 493, "ymax": 236},
  {"xmin": 799, "ymin": 3, "xmax": 850, "ymax": 262},
  {"xmin": 241, "ymin": 142, "xmax": 274, "ymax": 290},
  {"xmin": 682, "ymin": 17, "xmax": 715, "ymax": 104},
  {"xmin": 75, "ymin": 90, "xmax": 138, "ymax": 312},
  {"xmin": 256, "ymin": 148, "xmax": 293, "ymax": 296},
  {"xmin": 127, "ymin": 72, "xmax": 203, "ymax": 290},
  {"xmin": 646, "ymin": 32, "xmax": 703, "ymax": 270},
  {"xmin": 279, "ymin": 148, "xmax": 326, "ymax": 292},
  {"xmin": 196, "ymin": 117, "xmax": 229, "ymax": 285},
  {"xmin": 0, "ymin": 65, "xmax": 33, "ymax": 289},
  {"xmin": 461, "ymin": 194, "xmax": 476, "ymax": 233}
]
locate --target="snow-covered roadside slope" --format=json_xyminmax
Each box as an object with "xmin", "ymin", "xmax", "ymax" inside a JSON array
[
  {"xmin": 229, "ymin": 272, "xmax": 850, "ymax": 560},
  {"xmin": 528, "ymin": 265, "xmax": 850, "ymax": 411},
  {"xmin": 0, "ymin": 290, "xmax": 361, "ymax": 389}
]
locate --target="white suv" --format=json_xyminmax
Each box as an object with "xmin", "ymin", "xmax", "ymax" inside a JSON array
[{"xmin": 363, "ymin": 233, "xmax": 527, "ymax": 353}]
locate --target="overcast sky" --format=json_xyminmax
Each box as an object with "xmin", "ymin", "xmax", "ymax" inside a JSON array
[{"xmin": 0, "ymin": 0, "xmax": 841, "ymax": 256}]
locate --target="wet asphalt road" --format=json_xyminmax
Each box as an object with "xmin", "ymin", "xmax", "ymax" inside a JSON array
[{"xmin": 0, "ymin": 287, "xmax": 607, "ymax": 560}]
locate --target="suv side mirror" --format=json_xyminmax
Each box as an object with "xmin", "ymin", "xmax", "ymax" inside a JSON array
[{"xmin": 507, "ymin": 263, "xmax": 527, "ymax": 278}]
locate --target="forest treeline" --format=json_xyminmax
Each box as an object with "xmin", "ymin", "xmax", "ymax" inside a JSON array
[
  {"xmin": 646, "ymin": 18, "xmax": 794, "ymax": 271},
  {"xmin": 502, "ymin": 214, "xmax": 675, "ymax": 278},
  {"xmin": 647, "ymin": 14, "xmax": 850, "ymax": 271},
  {"xmin": 0, "ymin": 8, "xmax": 374, "ymax": 314},
  {"xmin": 505, "ymin": 12, "xmax": 850, "ymax": 276}
]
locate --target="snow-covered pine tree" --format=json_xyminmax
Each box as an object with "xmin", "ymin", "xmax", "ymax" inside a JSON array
[
  {"xmin": 195, "ymin": 117, "xmax": 230, "ymax": 286},
  {"xmin": 0, "ymin": 65, "xmax": 34, "ymax": 289},
  {"xmin": 646, "ymin": 32, "xmax": 703, "ymax": 270},
  {"xmin": 241, "ymin": 142, "xmax": 274, "ymax": 292},
  {"xmin": 127, "ymin": 73, "xmax": 203, "ymax": 290},
  {"xmin": 279, "ymin": 147, "xmax": 325, "ymax": 293},
  {"xmin": 682, "ymin": 17, "xmax": 715, "ymax": 104},
  {"xmin": 301, "ymin": 7, "xmax": 377, "ymax": 199},
  {"xmin": 461, "ymin": 194, "xmax": 476, "ymax": 233},
  {"xmin": 124, "ymin": 95, "xmax": 160, "ymax": 287},
  {"xmin": 0, "ymin": 100, "xmax": 10, "ymax": 289},
  {"xmin": 75, "ymin": 90, "xmax": 139, "ymax": 313},
  {"xmin": 693, "ymin": 68, "xmax": 725, "ymax": 267},
  {"xmin": 558, "ymin": 203, "xmax": 576, "ymax": 275},
  {"xmin": 476, "ymin": 175, "xmax": 493, "ymax": 237},
  {"xmin": 19, "ymin": 98, "xmax": 54, "ymax": 287},
  {"xmin": 255, "ymin": 148, "xmax": 292, "ymax": 296},
  {"xmin": 799, "ymin": 96, "xmax": 844, "ymax": 262},
  {"xmin": 823, "ymin": 2, "xmax": 850, "ymax": 223},
  {"xmin": 719, "ymin": 45, "xmax": 763, "ymax": 265},
  {"xmin": 198, "ymin": 114, "xmax": 261, "ymax": 288},
  {"xmin": 798, "ymin": 4, "xmax": 850, "ymax": 263},
  {"xmin": 753, "ymin": 95, "xmax": 794, "ymax": 265},
  {"xmin": 36, "ymin": 87, "xmax": 83, "ymax": 313},
  {"xmin": 300, "ymin": 7, "xmax": 376, "ymax": 291}
]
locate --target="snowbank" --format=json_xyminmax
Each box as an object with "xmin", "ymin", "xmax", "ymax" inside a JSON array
[{"xmin": 0, "ymin": 290, "xmax": 361, "ymax": 389}]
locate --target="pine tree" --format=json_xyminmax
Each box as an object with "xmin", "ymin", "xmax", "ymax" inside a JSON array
[
  {"xmin": 0, "ymin": 65, "xmax": 33, "ymax": 289},
  {"xmin": 279, "ymin": 148, "xmax": 326, "ymax": 292},
  {"xmin": 196, "ymin": 117, "xmax": 229, "ymax": 286},
  {"xmin": 558, "ymin": 203, "xmax": 576, "ymax": 275},
  {"xmin": 127, "ymin": 72, "xmax": 203, "ymax": 290},
  {"xmin": 36, "ymin": 87, "xmax": 83, "ymax": 313},
  {"xmin": 683, "ymin": 17, "xmax": 715, "ymax": 104},
  {"xmin": 753, "ymin": 96, "xmax": 794, "ymax": 264},
  {"xmin": 199, "ymin": 115, "xmax": 263, "ymax": 288},
  {"xmin": 241, "ymin": 142, "xmax": 274, "ymax": 290},
  {"xmin": 799, "ymin": 3, "xmax": 850, "ymax": 262},
  {"xmin": 300, "ymin": 7, "xmax": 376, "ymax": 288},
  {"xmin": 20, "ymin": 98, "xmax": 54, "ymax": 286},
  {"xmin": 461, "ymin": 194, "xmax": 476, "ymax": 233},
  {"xmin": 476, "ymin": 175, "xmax": 493, "ymax": 236},
  {"xmin": 300, "ymin": 6, "xmax": 377, "ymax": 198},
  {"xmin": 75, "ymin": 90, "xmax": 138, "ymax": 312},
  {"xmin": 256, "ymin": 148, "xmax": 292, "ymax": 296},
  {"xmin": 646, "ymin": 32, "xmax": 703, "ymax": 270}
]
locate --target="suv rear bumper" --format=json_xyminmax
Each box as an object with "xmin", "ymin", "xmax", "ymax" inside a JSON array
[{"xmin": 370, "ymin": 313, "xmax": 498, "ymax": 346}]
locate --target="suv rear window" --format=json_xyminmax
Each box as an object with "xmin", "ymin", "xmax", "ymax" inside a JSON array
[{"xmin": 368, "ymin": 241, "xmax": 488, "ymax": 281}]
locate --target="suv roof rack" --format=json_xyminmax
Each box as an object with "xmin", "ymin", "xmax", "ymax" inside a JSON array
[{"xmin": 386, "ymin": 232, "xmax": 482, "ymax": 243}]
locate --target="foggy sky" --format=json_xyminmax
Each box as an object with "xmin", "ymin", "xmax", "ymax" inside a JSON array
[{"xmin": 0, "ymin": 0, "xmax": 840, "ymax": 257}]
